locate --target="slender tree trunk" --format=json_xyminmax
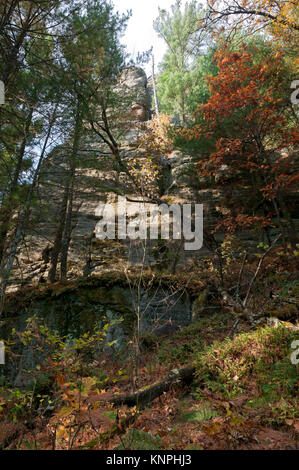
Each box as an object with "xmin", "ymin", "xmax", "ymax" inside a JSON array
[
  {"xmin": 47, "ymin": 184, "xmax": 69, "ymax": 284},
  {"xmin": 0, "ymin": 105, "xmax": 57, "ymax": 315},
  {"xmin": 1, "ymin": 3, "xmax": 33, "ymax": 87},
  {"xmin": 179, "ymin": 97, "xmax": 186, "ymax": 124},
  {"xmin": 0, "ymin": 106, "xmax": 34, "ymax": 263},
  {"xmin": 151, "ymin": 52, "xmax": 159, "ymax": 116},
  {"xmin": 60, "ymin": 111, "xmax": 82, "ymax": 280},
  {"xmin": 0, "ymin": 1, "xmax": 19, "ymax": 35},
  {"xmin": 171, "ymin": 238, "xmax": 184, "ymax": 274},
  {"xmin": 60, "ymin": 174, "xmax": 74, "ymax": 280}
]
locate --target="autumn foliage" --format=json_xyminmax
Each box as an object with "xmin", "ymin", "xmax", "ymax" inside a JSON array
[
  {"xmin": 182, "ymin": 45, "xmax": 298, "ymax": 241},
  {"xmin": 128, "ymin": 114, "xmax": 174, "ymax": 198}
]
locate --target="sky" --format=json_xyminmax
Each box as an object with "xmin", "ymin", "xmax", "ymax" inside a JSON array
[{"xmin": 112, "ymin": 0, "xmax": 186, "ymax": 76}]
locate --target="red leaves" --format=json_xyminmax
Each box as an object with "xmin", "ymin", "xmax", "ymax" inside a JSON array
[
  {"xmin": 185, "ymin": 44, "xmax": 294, "ymax": 148},
  {"xmin": 181, "ymin": 43, "xmax": 298, "ymax": 235},
  {"xmin": 215, "ymin": 215, "xmax": 272, "ymax": 234}
]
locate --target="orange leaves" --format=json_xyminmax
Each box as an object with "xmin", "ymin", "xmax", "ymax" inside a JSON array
[
  {"xmin": 49, "ymin": 375, "xmax": 120, "ymax": 449},
  {"xmin": 216, "ymin": 214, "xmax": 272, "ymax": 233},
  {"xmin": 182, "ymin": 43, "xmax": 297, "ymax": 212},
  {"xmin": 56, "ymin": 373, "xmax": 65, "ymax": 388},
  {"xmin": 180, "ymin": 124, "xmax": 203, "ymax": 142},
  {"xmin": 199, "ymin": 45, "xmax": 283, "ymax": 128}
]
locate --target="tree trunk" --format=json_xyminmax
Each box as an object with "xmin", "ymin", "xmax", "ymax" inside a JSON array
[
  {"xmin": 0, "ymin": 105, "xmax": 57, "ymax": 314},
  {"xmin": 60, "ymin": 183, "xmax": 74, "ymax": 280},
  {"xmin": 47, "ymin": 184, "xmax": 69, "ymax": 284},
  {"xmin": 151, "ymin": 52, "xmax": 160, "ymax": 116},
  {"xmin": 1, "ymin": 3, "xmax": 33, "ymax": 87},
  {"xmin": 109, "ymin": 365, "xmax": 195, "ymax": 408},
  {"xmin": 0, "ymin": 1, "xmax": 19, "ymax": 36},
  {"xmin": 60, "ymin": 110, "xmax": 82, "ymax": 280},
  {"xmin": 0, "ymin": 107, "xmax": 34, "ymax": 263}
]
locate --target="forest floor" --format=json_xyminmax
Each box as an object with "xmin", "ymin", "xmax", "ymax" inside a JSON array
[{"xmin": 2, "ymin": 309, "xmax": 298, "ymax": 451}]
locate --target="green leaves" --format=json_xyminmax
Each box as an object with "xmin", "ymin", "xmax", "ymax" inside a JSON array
[{"xmin": 154, "ymin": 0, "xmax": 206, "ymax": 122}]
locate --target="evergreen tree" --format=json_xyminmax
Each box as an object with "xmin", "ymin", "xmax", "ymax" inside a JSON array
[
  {"xmin": 0, "ymin": 0, "xmax": 131, "ymax": 300},
  {"xmin": 153, "ymin": 0, "xmax": 205, "ymax": 122}
]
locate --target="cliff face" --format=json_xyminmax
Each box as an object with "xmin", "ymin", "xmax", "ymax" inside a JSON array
[{"xmin": 8, "ymin": 67, "xmax": 299, "ymax": 291}]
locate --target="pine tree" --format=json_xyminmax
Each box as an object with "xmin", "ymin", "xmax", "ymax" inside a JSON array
[{"xmin": 153, "ymin": 0, "xmax": 205, "ymax": 122}]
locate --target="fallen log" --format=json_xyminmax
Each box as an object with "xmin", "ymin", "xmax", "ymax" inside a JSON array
[{"xmin": 109, "ymin": 365, "xmax": 195, "ymax": 408}]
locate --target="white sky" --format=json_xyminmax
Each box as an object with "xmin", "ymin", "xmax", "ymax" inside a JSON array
[{"xmin": 112, "ymin": 0, "xmax": 188, "ymax": 76}]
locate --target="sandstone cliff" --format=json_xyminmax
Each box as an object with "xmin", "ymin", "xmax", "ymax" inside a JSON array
[{"xmin": 7, "ymin": 67, "xmax": 299, "ymax": 291}]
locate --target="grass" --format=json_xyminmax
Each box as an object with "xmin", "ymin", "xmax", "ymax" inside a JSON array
[
  {"xmin": 194, "ymin": 324, "xmax": 299, "ymax": 424},
  {"xmin": 177, "ymin": 401, "xmax": 219, "ymax": 423},
  {"xmin": 116, "ymin": 429, "xmax": 163, "ymax": 450},
  {"xmin": 153, "ymin": 312, "xmax": 232, "ymax": 365}
]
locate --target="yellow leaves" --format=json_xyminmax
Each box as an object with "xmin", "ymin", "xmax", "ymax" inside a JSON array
[
  {"xmin": 81, "ymin": 377, "xmax": 98, "ymax": 397},
  {"xmin": 203, "ymin": 418, "xmax": 223, "ymax": 435},
  {"xmin": 127, "ymin": 130, "xmax": 162, "ymax": 195},
  {"xmin": 273, "ymin": 51, "xmax": 282, "ymax": 60},
  {"xmin": 228, "ymin": 414, "xmax": 245, "ymax": 426},
  {"xmin": 210, "ymin": 0, "xmax": 298, "ymax": 46},
  {"xmin": 55, "ymin": 406, "xmax": 74, "ymax": 419},
  {"xmin": 56, "ymin": 425, "xmax": 69, "ymax": 440}
]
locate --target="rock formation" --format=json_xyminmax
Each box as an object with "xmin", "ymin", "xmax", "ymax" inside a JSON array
[
  {"xmin": 7, "ymin": 67, "xmax": 299, "ymax": 291},
  {"xmin": 115, "ymin": 66, "xmax": 152, "ymax": 122}
]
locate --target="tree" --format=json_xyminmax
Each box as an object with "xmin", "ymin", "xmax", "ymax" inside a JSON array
[
  {"xmin": 0, "ymin": 0, "xmax": 131, "ymax": 295},
  {"xmin": 206, "ymin": 0, "xmax": 299, "ymax": 30},
  {"xmin": 153, "ymin": 0, "xmax": 205, "ymax": 122},
  {"xmin": 182, "ymin": 43, "xmax": 298, "ymax": 246},
  {"xmin": 0, "ymin": 103, "xmax": 58, "ymax": 311},
  {"xmin": 46, "ymin": 0, "xmax": 130, "ymax": 282},
  {"xmin": 151, "ymin": 52, "xmax": 160, "ymax": 116},
  {"xmin": 0, "ymin": 1, "xmax": 75, "ymax": 265},
  {"xmin": 204, "ymin": 0, "xmax": 299, "ymax": 46}
]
